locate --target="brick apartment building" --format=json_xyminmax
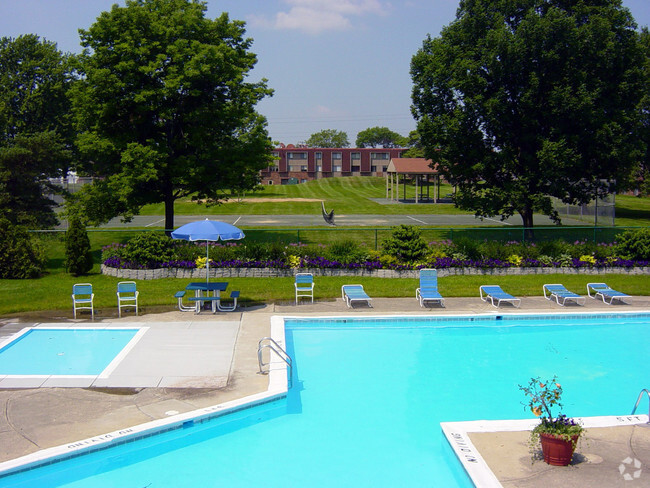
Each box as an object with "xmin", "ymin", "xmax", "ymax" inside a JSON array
[{"xmin": 260, "ymin": 145, "xmax": 406, "ymax": 185}]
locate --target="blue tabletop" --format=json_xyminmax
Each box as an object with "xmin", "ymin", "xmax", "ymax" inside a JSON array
[{"xmin": 186, "ymin": 282, "xmax": 228, "ymax": 292}]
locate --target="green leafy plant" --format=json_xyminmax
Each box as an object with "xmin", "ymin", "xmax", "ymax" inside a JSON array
[
  {"xmin": 519, "ymin": 376, "xmax": 584, "ymax": 459},
  {"xmin": 121, "ymin": 232, "xmax": 174, "ymax": 265},
  {"xmin": 615, "ymin": 228, "xmax": 650, "ymax": 260},
  {"xmin": 0, "ymin": 217, "xmax": 47, "ymax": 278},
  {"xmin": 381, "ymin": 225, "xmax": 428, "ymax": 263},
  {"xmin": 326, "ymin": 240, "xmax": 368, "ymax": 264}
]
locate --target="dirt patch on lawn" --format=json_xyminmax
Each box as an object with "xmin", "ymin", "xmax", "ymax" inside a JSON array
[{"xmin": 225, "ymin": 198, "xmax": 323, "ymax": 203}]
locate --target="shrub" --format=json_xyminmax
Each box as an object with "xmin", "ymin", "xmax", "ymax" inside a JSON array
[
  {"xmin": 101, "ymin": 242, "xmax": 127, "ymax": 261},
  {"xmin": 615, "ymin": 228, "xmax": 650, "ymax": 260},
  {"xmin": 326, "ymin": 240, "xmax": 368, "ymax": 264},
  {"xmin": 0, "ymin": 218, "xmax": 47, "ymax": 278},
  {"xmin": 381, "ymin": 225, "xmax": 428, "ymax": 263},
  {"xmin": 172, "ymin": 241, "xmax": 204, "ymax": 262},
  {"xmin": 451, "ymin": 237, "xmax": 482, "ymax": 261},
  {"xmin": 65, "ymin": 215, "xmax": 94, "ymax": 276},
  {"xmin": 121, "ymin": 232, "xmax": 174, "ymax": 265}
]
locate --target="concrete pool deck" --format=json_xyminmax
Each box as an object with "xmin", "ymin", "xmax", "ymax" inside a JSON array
[{"xmin": 1, "ymin": 295, "xmax": 650, "ymax": 487}]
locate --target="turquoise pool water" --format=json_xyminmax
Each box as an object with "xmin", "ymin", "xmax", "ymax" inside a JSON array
[
  {"xmin": 0, "ymin": 328, "xmax": 139, "ymax": 375},
  {"xmin": 1, "ymin": 313, "xmax": 649, "ymax": 487}
]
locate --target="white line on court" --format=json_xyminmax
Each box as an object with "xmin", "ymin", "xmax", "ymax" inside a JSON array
[
  {"xmin": 145, "ymin": 218, "xmax": 164, "ymax": 227},
  {"xmin": 484, "ymin": 217, "xmax": 513, "ymax": 225},
  {"xmin": 406, "ymin": 216, "xmax": 428, "ymax": 224},
  {"xmin": 233, "ymin": 216, "xmax": 242, "ymax": 225}
]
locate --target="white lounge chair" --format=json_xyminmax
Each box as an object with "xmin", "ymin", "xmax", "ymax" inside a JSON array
[
  {"xmin": 479, "ymin": 285, "xmax": 521, "ymax": 308},
  {"xmin": 587, "ymin": 283, "xmax": 631, "ymax": 305},
  {"xmin": 295, "ymin": 273, "xmax": 314, "ymax": 304},
  {"xmin": 342, "ymin": 284, "xmax": 372, "ymax": 308},
  {"xmin": 416, "ymin": 269, "xmax": 444, "ymax": 307},
  {"xmin": 543, "ymin": 284, "xmax": 585, "ymax": 306}
]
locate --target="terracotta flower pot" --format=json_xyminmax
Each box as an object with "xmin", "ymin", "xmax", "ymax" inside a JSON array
[{"xmin": 539, "ymin": 432, "xmax": 579, "ymax": 466}]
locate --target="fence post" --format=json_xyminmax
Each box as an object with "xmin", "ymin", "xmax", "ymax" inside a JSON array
[
  {"xmin": 297, "ymin": 230, "xmax": 300, "ymax": 242},
  {"xmin": 375, "ymin": 229, "xmax": 378, "ymax": 250}
]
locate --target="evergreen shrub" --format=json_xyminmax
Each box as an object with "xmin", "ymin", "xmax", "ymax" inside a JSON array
[
  {"xmin": 65, "ymin": 215, "xmax": 94, "ymax": 276},
  {"xmin": 0, "ymin": 218, "xmax": 46, "ymax": 278}
]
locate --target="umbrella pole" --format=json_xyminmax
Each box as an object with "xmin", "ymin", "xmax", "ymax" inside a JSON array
[{"xmin": 206, "ymin": 242, "xmax": 210, "ymax": 283}]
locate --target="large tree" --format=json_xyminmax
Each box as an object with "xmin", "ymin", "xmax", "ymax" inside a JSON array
[
  {"xmin": 355, "ymin": 126, "xmax": 405, "ymax": 148},
  {"xmin": 72, "ymin": 0, "xmax": 273, "ymax": 230},
  {"xmin": 0, "ymin": 35, "xmax": 73, "ymax": 228},
  {"xmin": 304, "ymin": 129, "xmax": 349, "ymax": 148},
  {"xmin": 411, "ymin": 0, "xmax": 645, "ymax": 228}
]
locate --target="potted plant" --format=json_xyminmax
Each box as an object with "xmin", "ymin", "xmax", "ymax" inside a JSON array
[{"xmin": 519, "ymin": 376, "xmax": 584, "ymax": 466}]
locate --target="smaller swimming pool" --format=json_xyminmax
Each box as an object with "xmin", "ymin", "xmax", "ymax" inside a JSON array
[{"xmin": 0, "ymin": 328, "xmax": 141, "ymax": 376}]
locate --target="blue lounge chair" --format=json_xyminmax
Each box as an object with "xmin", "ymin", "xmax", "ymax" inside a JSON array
[
  {"xmin": 117, "ymin": 281, "xmax": 139, "ymax": 317},
  {"xmin": 543, "ymin": 284, "xmax": 585, "ymax": 306},
  {"xmin": 587, "ymin": 283, "xmax": 631, "ymax": 305},
  {"xmin": 342, "ymin": 284, "xmax": 372, "ymax": 308},
  {"xmin": 72, "ymin": 283, "xmax": 94, "ymax": 319},
  {"xmin": 479, "ymin": 285, "xmax": 521, "ymax": 308},
  {"xmin": 295, "ymin": 273, "xmax": 314, "ymax": 304},
  {"xmin": 416, "ymin": 269, "xmax": 444, "ymax": 307}
]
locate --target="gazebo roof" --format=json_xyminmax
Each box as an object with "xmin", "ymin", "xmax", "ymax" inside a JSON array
[{"xmin": 386, "ymin": 158, "xmax": 438, "ymax": 174}]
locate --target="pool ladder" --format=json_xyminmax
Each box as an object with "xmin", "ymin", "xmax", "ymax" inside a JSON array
[
  {"xmin": 257, "ymin": 337, "xmax": 293, "ymax": 389},
  {"xmin": 631, "ymin": 389, "xmax": 650, "ymax": 423}
]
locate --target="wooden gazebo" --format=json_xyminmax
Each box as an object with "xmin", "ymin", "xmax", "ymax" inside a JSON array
[{"xmin": 385, "ymin": 158, "xmax": 442, "ymax": 203}]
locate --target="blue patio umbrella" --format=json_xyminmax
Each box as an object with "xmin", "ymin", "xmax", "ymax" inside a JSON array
[{"xmin": 171, "ymin": 219, "xmax": 245, "ymax": 282}]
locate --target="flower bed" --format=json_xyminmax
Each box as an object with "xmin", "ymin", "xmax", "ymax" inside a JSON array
[{"xmin": 100, "ymin": 226, "xmax": 650, "ymax": 279}]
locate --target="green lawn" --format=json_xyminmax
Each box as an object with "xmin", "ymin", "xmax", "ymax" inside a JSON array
[
  {"xmin": 614, "ymin": 194, "xmax": 650, "ymax": 226},
  {"xmin": 2, "ymin": 182, "xmax": 649, "ymax": 317},
  {"xmin": 138, "ymin": 176, "xmax": 467, "ymax": 216}
]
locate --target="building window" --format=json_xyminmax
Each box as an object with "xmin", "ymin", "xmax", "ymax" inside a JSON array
[
  {"xmin": 333, "ymin": 165, "xmax": 342, "ymax": 172},
  {"xmin": 267, "ymin": 180, "xmax": 273, "ymax": 185},
  {"xmin": 288, "ymin": 152, "xmax": 307, "ymax": 159},
  {"xmin": 315, "ymin": 152, "xmax": 322, "ymax": 159},
  {"xmin": 382, "ymin": 166, "xmax": 388, "ymax": 172},
  {"xmin": 316, "ymin": 165, "xmax": 322, "ymax": 172},
  {"xmin": 351, "ymin": 152, "xmax": 361, "ymax": 160},
  {"xmin": 332, "ymin": 152, "xmax": 342, "ymax": 160},
  {"xmin": 352, "ymin": 166, "xmax": 360, "ymax": 172},
  {"xmin": 271, "ymin": 152, "xmax": 279, "ymax": 158},
  {"xmin": 300, "ymin": 165, "xmax": 307, "ymax": 171},
  {"xmin": 371, "ymin": 165, "xmax": 377, "ymax": 172},
  {"xmin": 371, "ymin": 152, "xmax": 389, "ymax": 160}
]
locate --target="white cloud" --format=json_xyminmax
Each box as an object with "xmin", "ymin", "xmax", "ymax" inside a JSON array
[{"xmin": 251, "ymin": 0, "xmax": 390, "ymax": 35}]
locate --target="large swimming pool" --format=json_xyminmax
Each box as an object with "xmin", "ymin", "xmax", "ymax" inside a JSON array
[{"xmin": 1, "ymin": 313, "xmax": 649, "ymax": 487}]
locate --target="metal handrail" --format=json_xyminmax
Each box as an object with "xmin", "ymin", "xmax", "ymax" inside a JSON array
[
  {"xmin": 257, "ymin": 337, "xmax": 293, "ymax": 389},
  {"xmin": 631, "ymin": 389, "xmax": 650, "ymax": 423}
]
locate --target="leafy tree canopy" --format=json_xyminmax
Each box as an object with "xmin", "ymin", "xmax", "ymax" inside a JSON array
[
  {"xmin": 0, "ymin": 35, "xmax": 74, "ymax": 228},
  {"xmin": 355, "ymin": 126, "xmax": 406, "ymax": 148},
  {"xmin": 411, "ymin": 0, "xmax": 646, "ymax": 227},
  {"xmin": 401, "ymin": 129, "xmax": 425, "ymax": 158},
  {"xmin": 305, "ymin": 129, "xmax": 350, "ymax": 148},
  {"xmin": 71, "ymin": 0, "xmax": 273, "ymax": 230}
]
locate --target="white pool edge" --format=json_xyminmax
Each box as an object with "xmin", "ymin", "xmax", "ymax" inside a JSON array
[
  {"xmin": 0, "ymin": 319, "xmax": 290, "ymax": 478},
  {"xmin": 441, "ymin": 414, "xmax": 650, "ymax": 488}
]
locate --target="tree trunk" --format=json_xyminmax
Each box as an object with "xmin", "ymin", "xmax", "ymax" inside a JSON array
[
  {"xmin": 521, "ymin": 208, "xmax": 535, "ymax": 241},
  {"xmin": 164, "ymin": 194, "xmax": 175, "ymax": 234}
]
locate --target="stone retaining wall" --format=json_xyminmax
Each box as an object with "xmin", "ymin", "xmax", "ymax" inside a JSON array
[{"xmin": 101, "ymin": 264, "xmax": 650, "ymax": 280}]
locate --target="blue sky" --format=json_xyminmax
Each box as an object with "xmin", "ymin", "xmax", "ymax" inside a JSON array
[{"xmin": 1, "ymin": 0, "xmax": 649, "ymax": 146}]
